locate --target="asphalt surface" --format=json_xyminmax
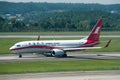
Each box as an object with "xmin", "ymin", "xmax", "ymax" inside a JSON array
[
  {"xmin": 0, "ymin": 35, "xmax": 120, "ymax": 38},
  {"xmin": 0, "ymin": 71, "xmax": 120, "ymax": 80},
  {"xmin": 0, "ymin": 52, "xmax": 120, "ymax": 63}
]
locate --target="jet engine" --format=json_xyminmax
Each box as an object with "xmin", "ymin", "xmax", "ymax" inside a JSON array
[{"xmin": 52, "ymin": 49, "xmax": 67, "ymax": 57}]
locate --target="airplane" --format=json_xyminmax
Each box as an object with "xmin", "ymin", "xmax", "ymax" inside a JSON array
[{"xmin": 9, "ymin": 18, "xmax": 111, "ymax": 58}]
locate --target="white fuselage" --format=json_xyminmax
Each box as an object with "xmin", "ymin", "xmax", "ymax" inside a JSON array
[
  {"xmin": 9, "ymin": 19, "xmax": 103, "ymax": 58},
  {"xmin": 10, "ymin": 39, "xmax": 87, "ymax": 54}
]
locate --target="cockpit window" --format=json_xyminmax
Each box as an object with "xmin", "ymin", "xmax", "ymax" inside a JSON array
[{"xmin": 16, "ymin": 45, "xmax": 21, "ymax": 47}]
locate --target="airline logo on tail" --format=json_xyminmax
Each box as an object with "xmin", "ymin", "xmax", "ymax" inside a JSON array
[{"xmin": 94, "ymin": 27, "xmax": 100, "ymax": 34}]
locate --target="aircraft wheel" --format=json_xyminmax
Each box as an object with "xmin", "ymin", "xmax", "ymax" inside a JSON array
[
  {"xmin": 19, "ymin": 54, "xmax": 22, "ymax": 58},
  {"xmin": 44, "ymin": 53, "xmax": 53, "ymax": 57},
  {"xmin": 63, "ymin": 53, "xmax": 67, "ymax": 57}
]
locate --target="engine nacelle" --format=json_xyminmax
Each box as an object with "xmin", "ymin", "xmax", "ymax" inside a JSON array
[{"xmin": 52, "ymin": 49, "xmax": 67, "ymax": 57}]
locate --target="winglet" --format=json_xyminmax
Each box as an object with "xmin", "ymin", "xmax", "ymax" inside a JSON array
[
  {"xmin": 37, "ymin": 35, "xmax": 40, "ymax": 40},
  {"xmin": 104, "ymin": 39, "xmax": 111, "ymax": 48}
]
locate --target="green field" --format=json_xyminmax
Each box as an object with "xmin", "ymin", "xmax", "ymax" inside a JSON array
[
  {"xmin": 0, "ymin": 37, "xmax": 120, "ymax": 54},
  {"xmin": 0, "ymin": 60, "xmax": 120, "ymax": 74}
]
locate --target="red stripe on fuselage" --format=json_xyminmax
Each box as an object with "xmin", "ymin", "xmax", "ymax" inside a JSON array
[{"xmin": 10, "ymin": 46, "xmax": 61, "ymax": 51}]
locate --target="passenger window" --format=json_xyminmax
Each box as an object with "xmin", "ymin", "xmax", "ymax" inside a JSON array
[
  {"xmin": 37, "ymin": 42, "xmax": 39, "ymax": 45},
  {"xmin": 16, "ymin": 45, "xmax": 21, "ymax": 47},
  {"xmin": 33, "ymin": 43, "xmax": 36, "ymax": 45}
]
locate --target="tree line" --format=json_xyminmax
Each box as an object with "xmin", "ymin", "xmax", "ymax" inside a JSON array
[
  {"xmin": 0, "ymin": 11, "xmax": 120, "ymax": 32},
  {"xmin": 0, "ymin": 2, "xmax": 120, "ymax": 14}
]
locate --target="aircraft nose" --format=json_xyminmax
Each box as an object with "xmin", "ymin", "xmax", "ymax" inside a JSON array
[{"xmin": 9, "ymin": 46, "xmax": 14, "ymax": 51}]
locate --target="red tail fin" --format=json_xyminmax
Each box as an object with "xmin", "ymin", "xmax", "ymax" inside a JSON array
[{"xmin": 87, "ymin": 19, "xmax": 103, "ymax": 41}]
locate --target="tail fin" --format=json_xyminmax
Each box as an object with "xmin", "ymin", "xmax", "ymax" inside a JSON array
[{"xmin": 87, "ymin": 19, "xmax": 103, "ymax": 41}]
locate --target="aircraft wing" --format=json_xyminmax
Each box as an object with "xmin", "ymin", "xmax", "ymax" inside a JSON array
[
  {"xmin": 64, "ymin": 39, "xmax": 111, "ymax": 51},
  {"xmin": 63, "ymin": 47, "xmax": 102, "ymax": 51}
]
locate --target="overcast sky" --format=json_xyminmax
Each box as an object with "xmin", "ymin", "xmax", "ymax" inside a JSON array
[{"xmin": 1, "ymin": 0, "xmax": 120, "ymax": 4}]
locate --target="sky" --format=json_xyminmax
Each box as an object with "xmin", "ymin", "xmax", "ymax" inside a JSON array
[{"xmin": 1, "ymin": 0, "xmax": 120, "ymax": 4}]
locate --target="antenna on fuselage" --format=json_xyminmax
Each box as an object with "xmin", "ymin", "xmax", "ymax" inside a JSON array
[{"xmin": 37, "ymin": 35, "xmax": 40, "ymax": 40}]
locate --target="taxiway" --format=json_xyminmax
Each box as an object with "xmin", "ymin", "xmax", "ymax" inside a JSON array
[
  {"xmin": 0, "ymin": 35, "xmax": 120, "ymax": 38},
  {"xmin": 0, "ymin": 70, "xmax": 120, "ymax": 80},
  {"xmin": 0, "ymin": 52, "xmax": 120, "ymax": 63}
]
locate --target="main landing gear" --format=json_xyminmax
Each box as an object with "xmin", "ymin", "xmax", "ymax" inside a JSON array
[{"xmin": 19, "ymin": 54, "xmax": 22, "ymax": 58}]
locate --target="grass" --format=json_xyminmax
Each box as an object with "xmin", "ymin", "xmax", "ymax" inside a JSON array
[
  {"xmin": 0, "ymin": 31, "xmax": 120, "ymax": 35},
  {"xmin": 0, "ymin": 38, "xmax": 31, "ymax": 54},
  {"xmin": 0, "ymin": 60, "xmax": 120, "ymax": 74},
  {"xmin": 88, "ymin": 38, "xmax": 120, "ymax": 52},
  {"xmin": 0, "ymin": 37, "xmax": 120, "ymax": 54}
]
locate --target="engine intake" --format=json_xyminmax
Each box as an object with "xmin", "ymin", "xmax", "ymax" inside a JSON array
[{"xmin": 52, "ymin": 49, "xmax": 67, "ymax": 57}]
